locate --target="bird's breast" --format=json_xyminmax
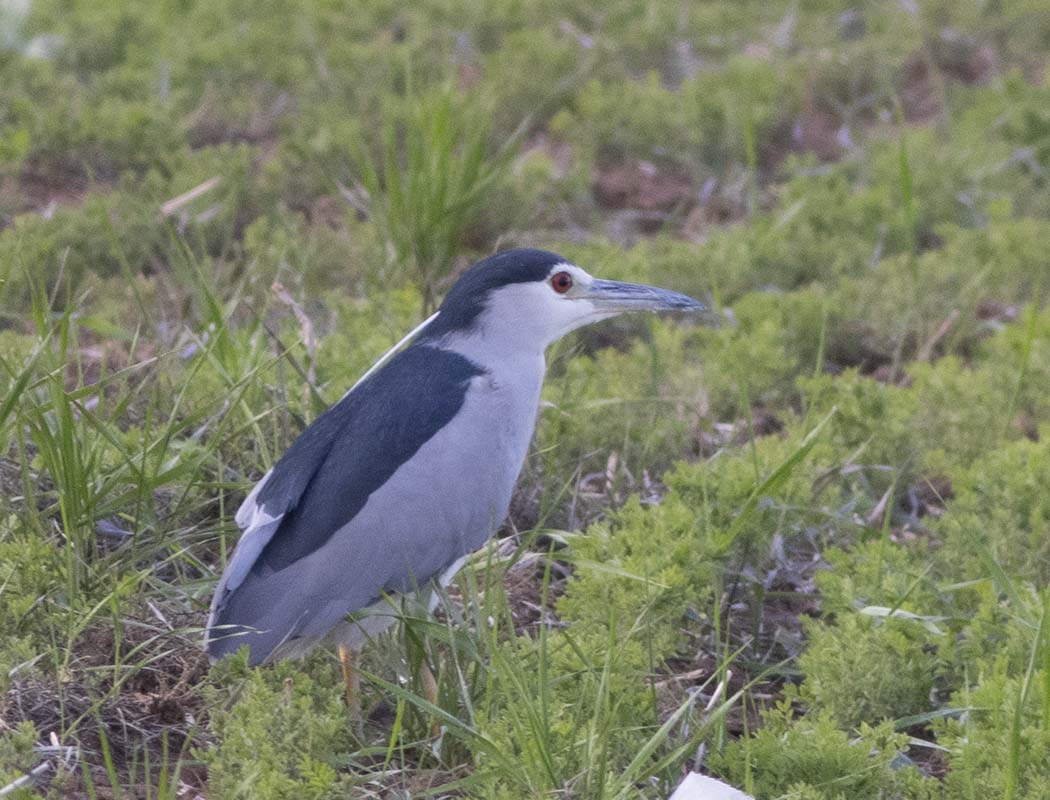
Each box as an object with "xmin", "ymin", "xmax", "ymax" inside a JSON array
[
  {"xmin": 426, "ymin": 353, "xmax": 544, "ymax": 539},
  {"xmin": 463, "ymin": 354, "xmax": 545, "ymax": 482},
  {"xmin": 352, "ymin": 352, "xmax": 544, "ymax": 591}
]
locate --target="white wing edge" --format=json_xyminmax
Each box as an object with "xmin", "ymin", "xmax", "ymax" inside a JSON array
[
  {"xmin": 234, "ymin": 466, "xmax": 272, "ymax": 528},
  {"xmin": 207, "ymin": 468, "xmax": 281, "ymax": 635}
]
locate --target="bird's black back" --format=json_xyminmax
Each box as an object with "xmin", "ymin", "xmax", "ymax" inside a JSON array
[{"xmin": 246, "ymin": 344, "xmax": 485, "ymax": 575}]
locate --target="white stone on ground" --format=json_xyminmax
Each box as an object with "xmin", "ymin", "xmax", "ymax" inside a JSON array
[{"xmin": 667, "ymin": 773, "xmax": 754, "ymax": 800}]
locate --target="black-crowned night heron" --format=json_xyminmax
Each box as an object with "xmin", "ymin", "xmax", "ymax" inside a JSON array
[{"xmin": 205, "ymin": 248, "xmax": 705, "ymax": 700}]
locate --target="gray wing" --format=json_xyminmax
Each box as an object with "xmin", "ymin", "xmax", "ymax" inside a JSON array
[{"xmin": 206, "ymin": 345, "xmax": 485, "ymax": 664}]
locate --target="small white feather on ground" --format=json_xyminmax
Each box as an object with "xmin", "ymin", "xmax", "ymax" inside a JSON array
[{"xmin": 667, "ymin": 773, "xmax": 754, "ymax": 800}]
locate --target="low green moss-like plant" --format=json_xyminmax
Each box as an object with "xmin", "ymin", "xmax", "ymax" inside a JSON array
[
  {"xmin": 816, "ymin": 538, "xmax": 938, "ymax": 618},
  {"xmin": 696, "ymin": 288, "xmax": 828, "ymax": 419},
  {"xmin": 558, "ymin": 73, "xmax": 704, "ymax": 170},
  {"xmin": 202, "ymin": 656, "xmax": 351, "ymax": 800},
  {"xmin": 557, "ymin": 493, "xmax": 716, "ymax": 660},
  {"xmin": 0, "ymin": 531, "xmax": 65, "ymax": 647},
  {"xmin": 940, "ymin": 582, "xmax": 1046, "ymax": 689},
  {"xmin": 537, "ymin": 322, "xmax": 702, "ymax": 518},
  {"xmin": 0, "ymin": 720, "xmax": 40, "ymax": 793},
  {"xmin": 937, "ymin": 666, "xmax": 1050, "ymax": 800},
  {"xmin": 709, "ymin": 701, "xmax": 935, "ymax": 800},
  {"xmin": 800, "ymin": 370, "xmax": 918, "ymax": 503},
  {"xmin": 909, "ymin": 356, "xmax": 1016, "ymax": 467},
  {"xmin": 975, "ymin": 306, "xmax": 1050, "ymax": 428},
  {"xmin": 482, "ymin": 27, "xmax": 586, "ymax": 136},
  {"xmin": 934, "ymin": 436, "xmax": 1050, "ymax": 587},
  {"xmin": 827, "ymin": 219, "xmax": 1050, "ymax": 371},
  {"xmin": 560, "ymin": 416, "xmax": 833, "ymax": 660},
  {"xmin": 799, "ymin": 613, "xmax": 939, "ymax": 731}
]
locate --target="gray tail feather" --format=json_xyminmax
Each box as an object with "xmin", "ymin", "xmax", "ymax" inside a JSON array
[{"xmin": 206, "ymin": 622, "xmax": 315, "ymax": 666}]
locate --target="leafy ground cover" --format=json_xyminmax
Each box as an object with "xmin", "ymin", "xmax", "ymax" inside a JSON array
[{"xmin": 2, "ymin": 0, "xmax": 1050, "ymax": 797}]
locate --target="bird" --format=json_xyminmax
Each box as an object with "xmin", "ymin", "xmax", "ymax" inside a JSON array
[{"xmin": 205, "ymin": 248, "xmax": 706, "ymax": 695}]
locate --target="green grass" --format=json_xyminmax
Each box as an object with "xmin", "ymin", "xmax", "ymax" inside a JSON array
[
  {"xmin": 3, "ymin": 0, "xmax": 1050, "ymax": 797},
  {"xmin": 352, "ymin": 80, "xmax": 522, "ymax": 313}
]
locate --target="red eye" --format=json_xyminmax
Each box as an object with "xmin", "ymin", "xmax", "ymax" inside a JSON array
[{"xmin": 551, "ymin": 271, "xmax": 573, "ymax": 294}]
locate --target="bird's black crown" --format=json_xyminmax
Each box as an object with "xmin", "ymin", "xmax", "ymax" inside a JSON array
[{"xmin": 419, "ymin": 248, "xmax": 567, "ymax": 338}]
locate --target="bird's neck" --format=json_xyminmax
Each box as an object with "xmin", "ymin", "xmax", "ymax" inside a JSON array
[{"xmin": 429, "ymin": 330, "xmax": 548, "ymax": 383}]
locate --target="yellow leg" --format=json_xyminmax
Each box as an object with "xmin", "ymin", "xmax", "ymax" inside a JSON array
[
  {"xmin": 420, "ymin": 660, "xmax": 438, "ymax": 705},
  {"xmin": 339, "ymin": 643, "xmax": 362, "ymax": 735},
  {"xmin": 420, "ymin": 660, "xmax": 441, "ymax": 738}
]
